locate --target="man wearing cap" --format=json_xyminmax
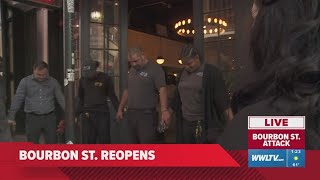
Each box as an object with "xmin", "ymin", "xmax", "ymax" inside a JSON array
[
  {"xmin": 78, "ymin": 60, "xmax": 119, "ymax": 144},
  {"xmin": 116, "ymin": 47, "xmax": 171, "ymax": 144},
  {"xmin": 170, "ymin": 44, "xmax": 233, "ymax": 144}
]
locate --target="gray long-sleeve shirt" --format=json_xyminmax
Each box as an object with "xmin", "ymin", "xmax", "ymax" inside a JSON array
[{"xmin": 7, "ymin": 75, "xmax": 65, "ymax": 120}]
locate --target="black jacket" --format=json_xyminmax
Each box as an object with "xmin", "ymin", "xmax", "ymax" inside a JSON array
[
  {"xmin": 171, "ymin": 64, "xmax": 230, "ymax": 143},
  {"xmin": 78, "ymin": 72, "xmax": 119, "ymax": 113}
]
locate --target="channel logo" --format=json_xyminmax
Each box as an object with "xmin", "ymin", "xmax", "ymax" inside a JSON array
[
  {"xmin": 248, "ymin": 150, "xmax": 286, "ymax": 167},
  {"xmin": 251, "ymin": 154, "xmax": 284, "ymax": 162}
]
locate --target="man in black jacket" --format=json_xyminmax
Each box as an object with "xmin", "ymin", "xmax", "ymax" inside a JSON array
[
  {"xmin": 78, "ymin": 60, "xmax": 119, "ymax": 144},
  {"xmin": 170, "ymin": 44, "xmax": 233, "ymax": 144}
]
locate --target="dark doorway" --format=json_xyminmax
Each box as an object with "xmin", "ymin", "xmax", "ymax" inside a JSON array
[{"xmin": 3, "ymin": 4, "xmax": 63, "ymax": 136}]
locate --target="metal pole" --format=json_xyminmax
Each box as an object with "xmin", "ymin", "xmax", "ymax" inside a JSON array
[
  {"xmin": 0, "ymin": 56, "xmax": 5, "ymax": 120},
  {"xmin": 79, "ymin": 0, "xmax": 90, "ymax": 144},
  {"xmin": 0, "ymin": 0, "xmax": 6, "ymax": 120},
  {"xmin": 217, "ymin": 0, "xmax": 222, "ymax": 66},
  {"xmin": 193, "ymin": 0, "xmax": 204, "ymax": 62},
  {"xmin": 119, "ymin": 0, "xmax": 128, "ymax": 95},
  {"xmin": 63, "ymin": 0, "xmax": 75, "ymax": 143},
  {"xmin": 80, "ymin": 0, "xmax": 90, "ymax": 65}
]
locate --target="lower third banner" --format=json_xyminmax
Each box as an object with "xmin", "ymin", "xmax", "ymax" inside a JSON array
[{"xmin": 0, "ymin": 143, "xmax": 239, "ymax": 167}]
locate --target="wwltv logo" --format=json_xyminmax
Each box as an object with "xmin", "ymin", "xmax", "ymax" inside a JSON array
[{"xmin": 248, "ymin": 116, "xmax": 305, "ymax": 168}]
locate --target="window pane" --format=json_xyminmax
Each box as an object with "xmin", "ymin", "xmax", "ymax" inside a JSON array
[
  {"xmin": 90, "ymin": 23, "xmax": 104, "ymax": 49},
  {"xmin": 104, "ymin": 0, "xmax": 119, "ymax": 25},
  {"xmin": 203, "ymin": 0, "xmax": 235, "ymax": 95},
  {"xmin": 105, "ymin": 50, "xmax": 120, "ymax": 97},
  {"xmin": 90, "ymin": 0, "xmax": 104, "ymax": 23},
  {"xmin": 104, "ymin": 50, "xmax": 119, "ymax": 76},
  {"xmin": 203, "ymin": 9, "xmax": 234, "ymax": 40},
  {"xmin": 105, "ymin": 26, "xmax": 119, "ymax": 49}
]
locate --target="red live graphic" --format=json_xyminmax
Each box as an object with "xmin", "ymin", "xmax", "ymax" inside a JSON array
[
  {"xmin": 248, "ymin": 130, "xmax": 305, "ymax": 149},
  {"xmin": 248, "ymin": 116, "xmax": 305, "ymax": 129}
]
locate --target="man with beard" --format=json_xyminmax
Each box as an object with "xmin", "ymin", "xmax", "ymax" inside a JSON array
[
  {"xmin": 7, "ymin": 61, "xmax": 65, "ymax": 144},
  {"xmin": 170, "ymin": 44, "xmax": 233, "ymax": 144},
  {"xmin": 78, "ymin": 60, "xmax": 119, "ymax": 144},
  {"xmin": 116, "ymin": 46, "xmax": 170, "ymax": 144}
]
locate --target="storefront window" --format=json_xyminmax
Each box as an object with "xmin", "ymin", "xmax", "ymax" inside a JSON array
[
  {"xmin": 203, "ymin": 0, "xmax": 236, "ymax": 95},
  {"xmin": 89, "ymin": 0, "xmax": 120, "ymax": 96}
]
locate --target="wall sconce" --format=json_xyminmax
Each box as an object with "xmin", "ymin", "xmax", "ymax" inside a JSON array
[
  {"xmin": 178, "ymin": 59, "xmax": 183, "ymax": 64},
  {"xmin": 156, "ymin": 56, "xmax": 165, "ymax": 64},
  {"xmin": 91, "ymin": 11, "xmax": 102, "ymax": 21}
]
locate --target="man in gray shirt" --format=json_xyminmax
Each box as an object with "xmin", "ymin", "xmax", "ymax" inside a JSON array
[
  {"xmin": 7, "ymin": 61, "xmax": 65, "ymax": 144},
  {"xmin": 116, "ymin": 47, "xmax": 171, "ymax": 143}
]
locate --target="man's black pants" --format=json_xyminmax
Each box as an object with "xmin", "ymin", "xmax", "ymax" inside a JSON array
[
  {"xmin": 127, "ymin": 109, "xmax": 158, "ymax": 144},
  {"xmin": 80, "ymin": 111, "xmax": 110, "ymax": 144},
  {"xmin": 25, "ymin": 112, "xmax": 56, "ymax": 144}
]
